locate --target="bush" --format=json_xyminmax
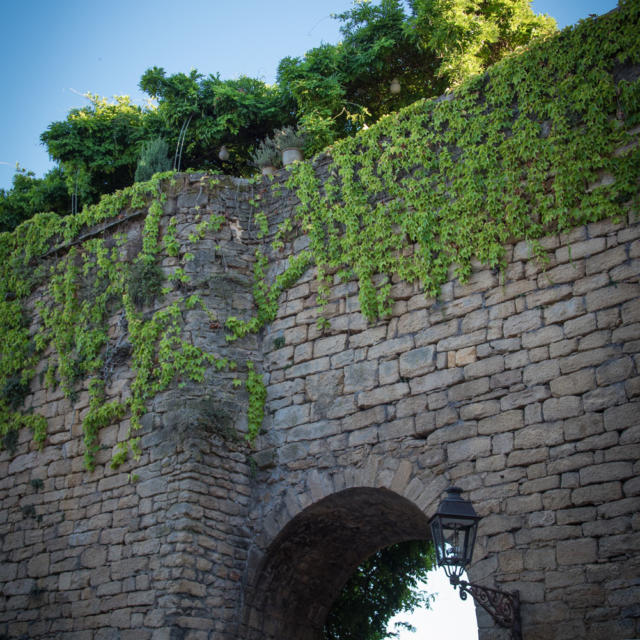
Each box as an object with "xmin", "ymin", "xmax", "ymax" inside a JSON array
[{"xmin": 135, "ymin": 137, "xmax": 171, "ymax": 182}]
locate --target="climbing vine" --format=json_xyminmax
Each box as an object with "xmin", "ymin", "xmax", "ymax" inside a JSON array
[
  {"xmin": 0, "ymin": 171, "xmax": 248, "ymax": 469},
  {"xmin": 1, "ymin": 5, "xmax": 639, "ymax": 470},
  {"xmin": 284, "ymin": 3, "xmax": 640, "ymax": 321}
]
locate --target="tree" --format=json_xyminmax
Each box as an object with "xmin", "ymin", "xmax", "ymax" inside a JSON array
[
  {"xmin": 324, "ymin": 540, "xmax": 436, "ymax": 640},
  {"xmin": 278, "ymin": 0, "xmax": 556, "ymax": 153},
  {"xmin": 40, "ymin": 94, "xmax": 155, "ymax": 208},
  {"xmin": 134, "ymin": 137, "xmax": 171, "ymax": 182},
  {"xmin": 408, "ymin": 0, "xmax": 557, "ymax": 86},
  {"xmin": 139, "ymin": 68, "xmax": 294, "ymax": 175},
  {"xmin": 0, "ymin": 166, "xmax": 67, "ymax": 233}
]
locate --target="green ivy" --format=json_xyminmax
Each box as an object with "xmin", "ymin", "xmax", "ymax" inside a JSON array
[
  {"xmin": 246, "ymin": 361, "xmax": 266, "ymax": 442},
  {"xmin": 1, "ymin": 6, "xmax": 639, "ymax": 470},
  {"xmin": 0, "ymin": 171, "xmax": 247, "ymax": 469},
  {"xmin": 284, "ymin": 3, "xmax": 640, "ymax": 320}
]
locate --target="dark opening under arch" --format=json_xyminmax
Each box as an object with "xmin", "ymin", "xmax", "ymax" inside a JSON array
[{"xmin": 241, "ymin": 486, "xmax": 433, "ymax": 640}]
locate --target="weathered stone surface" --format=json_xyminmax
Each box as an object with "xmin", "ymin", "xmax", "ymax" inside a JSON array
[
  {"xmin": 2, "ymin": 121, "xmax": 640, "ymax": 640},
  {"xmin": 398, "ymin": 346, "xmax": 436, "ymax": 378}
]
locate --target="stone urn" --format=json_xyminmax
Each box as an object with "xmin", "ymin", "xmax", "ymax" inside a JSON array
[{"xmin": 282, "ymin": 148, "xmax": 303, "ymax": 166}]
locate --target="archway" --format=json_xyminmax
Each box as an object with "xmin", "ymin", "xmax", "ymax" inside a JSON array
[{"xmin": 241, "ymin": 487, "xmax": 441, "ymax": 639}]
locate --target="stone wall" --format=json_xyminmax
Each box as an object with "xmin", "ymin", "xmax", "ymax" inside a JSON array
[
  {"xmin": 0, "ymin": 164, "xmax": 638, "ymax": 639},
  {"xmin": 0, "ymin": 175, "xmax": 260, "ymax": 640},
  {"xmin": 241, "ymin": 204, "xmax": 640, "ymax": 639}
]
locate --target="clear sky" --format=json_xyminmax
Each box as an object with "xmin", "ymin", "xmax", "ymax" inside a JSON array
[{"xmin": 0, "ymin": 0, "xmax": 619, "ymax": 191}]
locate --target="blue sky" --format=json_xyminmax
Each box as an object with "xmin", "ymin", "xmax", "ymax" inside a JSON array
[{"xmin": 0, "ymin": 0, "xmax": 619, "ymax": 191}]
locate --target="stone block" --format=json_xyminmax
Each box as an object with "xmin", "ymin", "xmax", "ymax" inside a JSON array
[
  {"xmin": 559, "ymin": 346, "xmax": 618, "ymax": 374},
  {"xmin": 522, "ymin": 325, "xmax": 564, "ymax": 349},
  {"xmin": 357, "ymin": 382, "xmax": 409, "ymax": 408},
  {"xmin": 285, "ymin": 357, "xmax": 330, "ymax": 380},
  {"xmin": 349, "ymin": 325, "xmax": 387, "ymax": 349},
  {"xmin": 378, "ymin": 417, "xmax": 415, "ymax": 441},
  {"xmin": 500, "ymin": 385, "xmax": 550, "ymax": 411},
  {"xmin": 368, "ymin": 336, "xmax": 414, "ymax": 360},
  {"xmin": 447, "ymin": 437, "xmax": 491, "ymax": 463},
  {"xmin": 556, "ymin": 238, "xmax": 606, "ymax": 263},
  {"xmin": 585, "ymin": 245, "xmax": 627, "ymax": 275},
  {"xmin": 544, "ymin": 298, "xmax": 586, "ymax": 325},
  {"xmin": 525, "ymin": 547, "xmax": 557, "ymax": 570},
  {"xmin": 273, "ymin": 403, "xmax": 310, "ymax": 428},
  {"xmin": 313, "ymin": 334, "xmax": 347, "ymax": 358},
  {"xmin": 478, "ymin": 410, "xmax": 523, "ymax": 435},
  {"xmin": 583, "ymin": 384, "xmax": 627, "ymax": 412},
  {"xmin": 398, "ymin": 346, "xmax": 436, "ymax": 378},
  {"xmin": 415, "ymin": 411, "xmax": 436, "ymax": 437},
  {"xmin": 397, "ymin": 309, "xmax": 429, "ymax": 335},
  {"xmin": 454, "ymin": 346, "xmax": 477, "ymax": 366},
  {"xmin": 485, "ymin": 279, "xmax": 537, "ymax": 306},
  {"xmin": 504, "ymin": 309, "xmax": 542, "ymax": 337},
  {"xmin": 514, "ymin": 422, "xmax": 563, "ymax": 449},
  {"xmin": 415, "ymin": 319, "xmax": 458, "ymax": 346},
  {"xmin": 343, "ymin": 361, "xmax": 377, "ymax": 393},
  {"xmin": 507, "ymin": 447, "xmax": 549, "ymax": 466},
  {"xmin": 596, "ymin": 356, "xmax": 634, "ymax": 386},
  {"xmin": 556, "ymin": 538, "xmax": 598, "ymax": 565},
  {"xmin": 572, "ymin": 482, "xmax": 622, "ymax": 506},
  {"xmin": 604, "ymin": 401, "xmax": 640, "ymax": 431},
  {"xmin": 550, "ymin": 369, "xmax": 596, "ymax": 397},
  {"xmin": 460, "ymin": 400, "xmax": 500, "ymax": 420},
  {"xmin": 464, "ymin": 355, "xmax": 504, "ymax": 379},
  {"xmin": 437, "ymin": 329, "xmax": 486, "ymax": 351},
  {"xmin": 586, "ymin": 283, "xmax": 639, "ymax": 312},
  {"xmin": 342, "ymin": 406, "xmax": 386, "ymax": 432},
  {"xmin": 379, "ymin": 359, "xmax": 399, "ymax": 385},
  {"xmin": 523, "ymin": 360, "xmax": 560, "ymax": 386},
  {"xmin": 286, "ymin": 420, "xmax": 340, "ymax": 443},
  {"xmin": 410, "ymin": 367, "xmax": 464, "ymax": 394},
  {"xmin": 448, "ymin": 377, "xmax": 490, "ymax": 402},
  {"xmin": 539, "ymin": 261, "xmax": 585, "ymax": 286},
  {"xmin": 563, "ymin": 414, "xmax": 604, "ymax": 441},
  {"xmin": 542, "ymin": 396, "xmax": 582, "ymax": 421},
  {"xmin": 579, "ymin": 461, "xmax": 634, "ymax": 486}
]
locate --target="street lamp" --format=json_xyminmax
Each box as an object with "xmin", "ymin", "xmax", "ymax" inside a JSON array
[{"xmin": 430, "ymin": 487, "xmax": 522, "ymax": 640}]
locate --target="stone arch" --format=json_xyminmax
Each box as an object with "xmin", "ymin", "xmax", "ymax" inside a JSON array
[{"xmin": 240, "ymin": 486, "xmax": 457, "ymax": 640}]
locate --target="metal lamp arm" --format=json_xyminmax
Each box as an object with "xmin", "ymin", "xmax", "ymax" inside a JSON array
[{"xmin": 449, "ymin": 575, "xmax": 522, "ymax": 640}]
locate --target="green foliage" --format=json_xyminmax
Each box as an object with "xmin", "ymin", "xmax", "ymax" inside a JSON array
[
  {"xmin": 225, "ymin": 249, "xmax": 312, "ymax": 341},
  {"xmin": 409, "ymin": 0, "xmax": 557, "ymax": 86},
  {"xmin": 287, "ymin": 2, "xmax": 640, "ymax": 321},
  {"xmin": 0, "ymin": 166, "xmax": 68, "ymax": 232},
  {"xmin": 126, "ymin": 260, "xmax": 164, "ymax": 308},
  {"xmin": 246, "ymin": 361, "xmax": 266, "ymax": 443},
  {"xmin": 324, "ymin": 540, "xmax": 435, "ymax": 640},
  {"xmin": 0, "ymin": 172, "xmax": 223, "ymax": 468},
  {"xmin": 135, "ymin": 137, "xmax": 172, "ymax": 182},
  {"xmin": 278, "ymin": 0, "xmax": 555, "ymax": 153},
  {"xmin": 41, "ymin": 94, "xmax": 155, "ymax": 209},
  {"xmin": 83, "ymin": 379, "xmax": 126, "ymax": 471},
  {"xmin": 4, "ymin": 0, "xmax": 557, "ymax": 229},
  {"xmin": 139, "ymin": 68, "xmax": 293, "ymax": 175}
]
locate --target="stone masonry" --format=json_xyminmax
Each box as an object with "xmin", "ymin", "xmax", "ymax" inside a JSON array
[
  {"xmin": 0, "ymin": 166, "xmax": 638, "ymax": 639},
  {"xmin": 1, "ymin": 36, "xmax": 640, "ymax": 638}
]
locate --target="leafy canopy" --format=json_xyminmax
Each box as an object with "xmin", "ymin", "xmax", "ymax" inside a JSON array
[
  {"xmin": 4, "ymin": 0, "xmax": 556, "ymax": 224},
  {"xmin": 324, "ymin": 540, "xmax": 436, "ymax": 640}
]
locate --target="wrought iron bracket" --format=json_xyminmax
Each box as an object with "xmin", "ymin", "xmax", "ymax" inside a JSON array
[{"xmin": 450, "ymin": 574, "xmax": 522, "ymax": 640}]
